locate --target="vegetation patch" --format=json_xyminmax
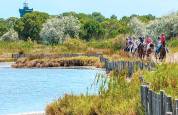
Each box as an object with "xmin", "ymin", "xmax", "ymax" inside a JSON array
[
  {"xmin": 46, "ymin": 71, "xmax": 144, "ymax": 115},
  {"xmin": 143, "ymin": 64, "xmax": 178, "ymax": 98},
  {"xmin": 12, "ymin": 56, "xmax": 103, "ymax": 68}
]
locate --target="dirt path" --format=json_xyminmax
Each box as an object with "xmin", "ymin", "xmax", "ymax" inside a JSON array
[{"xmin": 166, "ymin": 52, "xmax": 178, "ymax": 63}]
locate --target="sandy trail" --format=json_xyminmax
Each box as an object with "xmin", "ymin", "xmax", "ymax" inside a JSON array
[{"xmin": 165, "ymin": 52, "xmax": 178, "ymax": 63}]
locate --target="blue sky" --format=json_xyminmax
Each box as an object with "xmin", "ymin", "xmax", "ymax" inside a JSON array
[{"xmin": 1, "ymin": 0, "xmax": 178, "ymax": 19}]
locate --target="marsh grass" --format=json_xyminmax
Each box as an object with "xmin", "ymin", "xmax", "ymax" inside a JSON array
[
  {"xmin": 0, "ymin": 38, "xmax": 123, "ymax": 56},
  {"xmin": 13, "ymin": 56, "xmax": 104, "ymax": 68},
  {"xmin": 143, "ymin": 64, "xmax": 178, "ymax": 98},
  {"xmin": 46, "ymin": 70, "xmax": 144, "ymax": 115}
]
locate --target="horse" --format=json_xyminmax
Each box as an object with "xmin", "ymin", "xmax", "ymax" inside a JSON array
[
  {"xmin": 146, "ymin": 43, "xmax": 155, "ymax": 58},
  {"xmin": 159, "ymin": 46, "xmax": 166, "ymax": 61},
  {"xmin": 124, "ymin": 41, "xmax": 137, "ymax": 56},
  {"xmin": 155, "ymin": 45, "xmax": 167, "ymax": 62},
  {"xmin": 137, "ymin": 43, "xmax": 146, "ymax": 59}
]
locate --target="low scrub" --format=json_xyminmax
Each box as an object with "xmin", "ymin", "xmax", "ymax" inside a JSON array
[
  {"xmin": 168, "ymin": 39, "xmax": 178, "ymax": 48},
  {"xmin": 87, "ymin": 36, "xmax": 125, "ymax": 52},
  {"xmin": 144, "ymin": 64, "xmax": 178, "ymax": 98},
  {"xmin": 46, "ymin": 71, "xmax": 144, "ymax": 115}
]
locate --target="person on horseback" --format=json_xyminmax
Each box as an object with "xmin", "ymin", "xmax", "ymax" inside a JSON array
[
  {"xmin": 161, "ymin": 33, "xmax": 166, "ymax": 47},
  {"xmin": 145, "ymin": 35, "xmax": 153, "ymax": 50},
  {"xmin": 139, "ymin": 36, "xmax": 144, "ymax": 44},
  {"xmin": 156, "ymin": 36, "xmax": 162, "ymax": 53},
  {"xmin": 155, "ymin": 33, "xmax": 167, "ymax": 60},
  {"xmin": 127, "ymin": 37, "xmax": 134, "ymax": 52},
  {"xmin": 124, "ymin": 37, "xmax": 133, "ymax": 52}
]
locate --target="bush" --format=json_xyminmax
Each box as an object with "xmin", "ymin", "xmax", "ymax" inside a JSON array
[
  {"xmin": 168, "ymin": 39, "xmax": 178, "ymax": 48},
  {"xmin": 40, "ymin": 16, "xmax": 81, "ymax": 45},
  {"xmin": 144, "ymin": 64, "xmax": 178, "ymax": 97},
  {"xmin": 0, "ymin": 29, "xmax": 19, "ymax": 41},
  {"xmin": 87, "ymin": 35, "xmax": 125, "ymax": 51},
  {"xmin": 63, "ymin": 39, "xmax": 87, "ymax": 52},
  {"xmin": 111, "ymin": 36, "xmax": 125, "ymax": 51}
]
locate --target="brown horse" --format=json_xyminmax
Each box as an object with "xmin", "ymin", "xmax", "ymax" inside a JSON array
[
  {"xmin": 159, "ymin": 46, "xmax": 166, "ymax": 61},
  {"xmin": 137, "ymin": 43, "xmax": 145, "ymax": 59},
  {"xmin": 146, "ymin": 43, "xmax": 155, "ymax": 58}
]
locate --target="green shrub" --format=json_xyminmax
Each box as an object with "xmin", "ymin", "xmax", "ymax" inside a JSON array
[
  {"xmin": 144, "ymin": 64, "xmax": 178, "ymax": 98},
  {"xmin": 168, "ymin": 39, "xmax": 178, "ymax": 48},
  {"xmin": 63, "ymin": 38, "xmax": 87, "ymax": 52},
  {"xmin": 87, "ymin": 36, "xmax": 125, "ymax": 51}
]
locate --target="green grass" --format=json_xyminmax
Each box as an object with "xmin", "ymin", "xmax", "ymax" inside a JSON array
[
  {"xmin": 0, "ymin": 38, "xmax": 119, "ymax": 55},
  {"xmin": 144, "ymin": 64, "xmax": 178, "ymax": 98},
  {"xmin": 46, "ymin": 70, "xmax": 144, "ymax": 115},
  {"xmin": 87, "ymin": 36, "xmax": 125, "ymax": 51},
  {"xmin": 168, "ymin": 39, "xmax": 178, "ymax": 48}
]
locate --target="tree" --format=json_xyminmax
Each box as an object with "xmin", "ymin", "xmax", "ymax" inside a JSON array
[
  {"xmin": 80, "ymin": 20, "xmax": 105, "ymax": 41},
  {"xmin": 91, "ymin": 12, "xmax": 105, "ymax": 23},
  {"xmin": 110, "ymin": 15, "xmax": 117, "ymax": 20},
  {"xmin": 0, "ymin": 19, "xmax": 8, "ymax": 37},
  {"xmin": 14, "ymin": 11, "xmax": 49, "ymax": 41},
  {"xmin": 40, "ymin": 16, "xmax": 81, "ymax": 44},
  {"xmin": 102, "ymin": 19, "xmax": 120, "ymax": 38},
  {"xmin": 129, "ymin": 17, "xmax": 146, "ymax": 38},
  {"xmin": 6, "ymin": 17, "xmax": 18, "ymax": 29},
  {"xmin": 0, "ymin": 29, "xmax": 18, "ymax": 41},
  {"xmin": 102, "ymin": 19, "xmax": 130, "ymax": 38},
  {"xmin": 146, "ymin": 14, "xmax": 178, "ymax": 39}
]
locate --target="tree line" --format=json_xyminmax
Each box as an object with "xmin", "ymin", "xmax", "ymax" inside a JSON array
[{"xmin": 0, "ymin": 11, "xmax": 157, "ymax": 44}]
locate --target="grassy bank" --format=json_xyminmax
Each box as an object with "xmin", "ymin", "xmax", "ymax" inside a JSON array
[
  {"xmin": 0, "ymin": 37, "xmax": 124, "ymax": 54},
  {"xmin": 143, "ymin": 64, "xmax": 178, "ymax": 98},
  {"xmin": 46, "ymin": 70, "xmax": 144, "ymax": 115},
  {"xmin": 12, "ymin": 56, "xmax": 103, "ymax": 68}
]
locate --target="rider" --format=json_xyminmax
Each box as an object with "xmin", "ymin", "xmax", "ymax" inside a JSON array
[
  {"xmin": 139, "ymin": 36, "xmax": 144, "ymax": 45},
  {"xmin": 125, "ymin": 37, "xmax": 133, "ymax": 52},
  {"xmin": 160, "ymin": 33, "xmax": 169, "ymax": 53},
  {"xmin": 161, "ymin": 33, "xmax": 166, "ymax": 47},
  {"xmin": 145, "ymin": 35, "xmax": 153, "ymax": 50},
  {"xmin": 156, "ymin": 36, "xmax": 162, "ymax": 53}
]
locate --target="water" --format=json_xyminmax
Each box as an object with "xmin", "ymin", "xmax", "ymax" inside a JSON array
[{"xmin": 0, "ymin": 63, "xmax": 105, "ymax": 115}]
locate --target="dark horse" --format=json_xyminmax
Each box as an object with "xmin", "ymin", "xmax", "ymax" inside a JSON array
[
  {"xmin": 156, "ymin": 46, "xmax": 166, "ymax": 61},
  {"xmin": 137, "ymin": 43, "xmax": 145, "ymax": 59},
  {"xmin": 137, "ymin": 43, "xmax": 154, "ymax": 60},
  {"xmin": 160, "ymin": 47, "xmax": 166, "ymax": 61}
]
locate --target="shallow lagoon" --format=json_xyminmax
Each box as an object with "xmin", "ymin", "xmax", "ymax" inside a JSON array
[{"xmin": 0, "ymin": 63, "xmax": 105, "ymax": 115}]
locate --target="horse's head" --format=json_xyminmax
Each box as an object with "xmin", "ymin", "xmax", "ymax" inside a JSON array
[{"xmin": 150, "ymin": 43, "xmax": 154, "ymax": 49}]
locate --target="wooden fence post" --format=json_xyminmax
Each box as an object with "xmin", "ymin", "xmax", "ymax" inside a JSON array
[
  {"xmin": 167, "ymin": 96, "xmax": 173, "ymax": 113},
  {"xmin": 156, "ymin": 93, "xmax": 159, "ymax": 115},
  {"xmin": 175, "ymin": 99, "xmax": 178, "ymax": 115},
  {"xmin": 148, "ymin": 90, "xmax": 153, "ymax": 115},
  {"xmin": 144, "ymin": 86, "xmax": 149, "ymax": 114},
  {"xmin": 160, "ymin": 90, "xmax": 164, "ymax": 115}
]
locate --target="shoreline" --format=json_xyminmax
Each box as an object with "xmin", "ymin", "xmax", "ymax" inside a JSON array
[
  {"xmin": 0, "ymin": 62, "xmax": 105, "ymax": 70},
  {"xmin": 7, "ymin": 111, "xmax": 44, "ymax": 115}
]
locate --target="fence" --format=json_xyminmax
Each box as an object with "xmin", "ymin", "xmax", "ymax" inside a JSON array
[
  {"xmin": 12, "ymin": 53, "xmax": 155, "ymax": 77},
  {"xmin": 100, "ymin": 56, "xmax": 155, "ymax": 77},
  {"xmin": 140, "ymin": 85, "xmax": 178, "ymax": 115}
]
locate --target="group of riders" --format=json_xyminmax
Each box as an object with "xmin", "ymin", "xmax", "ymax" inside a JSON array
[{"xmin": 124, "ymin": 33, "xmax": 167, "ymax": 60}]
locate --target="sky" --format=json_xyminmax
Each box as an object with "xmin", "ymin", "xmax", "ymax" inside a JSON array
[{"xmin": 0, "ymin": 0, "xmax": 178, "ymax": 19}]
